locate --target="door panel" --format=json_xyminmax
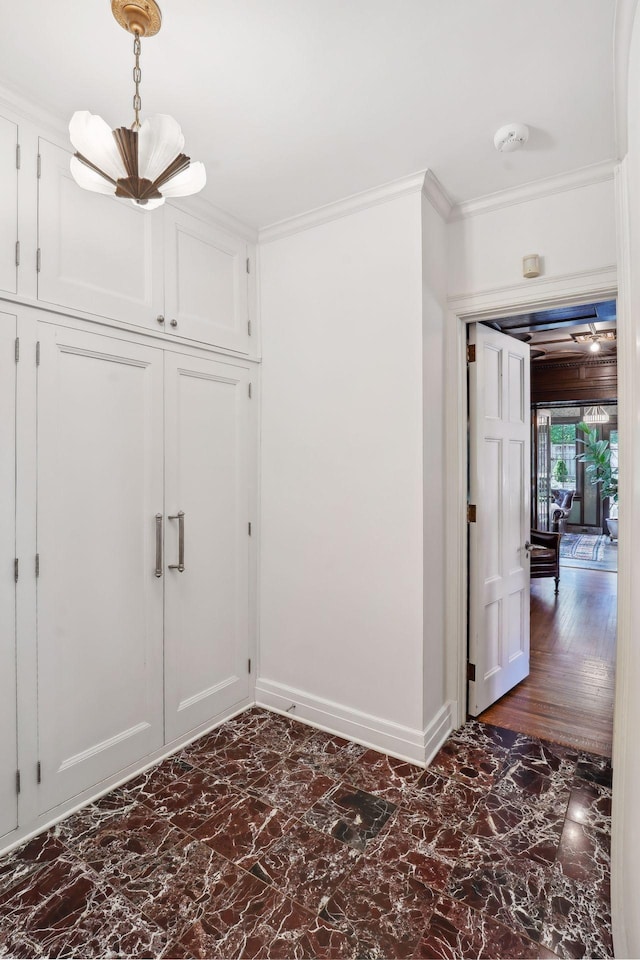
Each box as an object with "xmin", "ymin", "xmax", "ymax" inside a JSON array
[
  {"xmin": 0, "ymin": 117, "xmax": 17, "ymax": 295},
  {"xmin": 37, "ymin": 139, "xmax": 160, "ymax": 326},
  {"xmin": 468, "ymin": 324, "xmax": 531, "ymax": 715},
  {"xmin": 164, "ymin": 353, "xmax": 250, "ymax": 741},
  {"xmin": 0, "ymin": 313, "xmax": 18, "ymax": 836},
  {"xmin": 36, "ymin": 324, "xmax": 164, "ymax": 813},
  {"xmin": 164, "ymin": 208, "xmax": 249, "ymax": 353}
]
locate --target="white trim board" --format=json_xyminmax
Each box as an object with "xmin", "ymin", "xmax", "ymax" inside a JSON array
[{"xmin": 255, "ymin": 677, "xmax": 452, "ymax": 766}]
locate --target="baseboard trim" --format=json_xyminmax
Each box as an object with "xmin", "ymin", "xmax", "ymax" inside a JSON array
[{"xmin": 256, "ymin": 678, "xmax": 453, "ymax": 766}]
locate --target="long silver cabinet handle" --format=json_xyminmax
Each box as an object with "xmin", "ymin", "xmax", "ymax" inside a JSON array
[
  {"xmin": 168, "ymin": 511, "xmax": 185, "ymax": 572},
  {"xmin": 155, "ymin": 513, "xmax": 163, "ymax": 578}
]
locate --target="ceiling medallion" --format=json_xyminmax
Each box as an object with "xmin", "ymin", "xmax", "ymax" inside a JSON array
[{"xmin": 68, "ymin": 0, "xmax": 205, "ymax": 210}]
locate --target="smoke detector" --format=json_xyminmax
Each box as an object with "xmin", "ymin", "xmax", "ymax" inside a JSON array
[{"xmin": 494, "ymin": 123, "xmax": 529, "ymax": 153}]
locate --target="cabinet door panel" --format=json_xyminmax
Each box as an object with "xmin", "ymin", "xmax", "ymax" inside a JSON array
[
  {"xmin": 36, "ymin": 324, "xmax": 164, "ymax": 813},
  {"xmin": 37, "ymin": 140, "xmax": 160, "ymax": 327},
  {"xmin": 164, "ymin": 208, "xmax": 249, "ymax": 353},
  {"xmin": 0, "ymin": 117, "xmax": 18, "ymax": 294},
  {"xmin": 0, "ymin": 313, "xmax": 18, "ymax": 837},
  {"xmin": 164, "ymin": 353, "xmax": 250, "ymax": 741}
]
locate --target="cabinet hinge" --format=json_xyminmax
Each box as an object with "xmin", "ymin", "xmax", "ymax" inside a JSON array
[
  {"xmin": 248, "ymin": 382, "xmax": 252, "ymax": 399},
  {"xmin": 16, "ymin": 770, "xmax": 20, "ymax": 795},
  {"xmin": 247, "ymin": 319, "xmax": 252, "ymax": 337},
  {"xmin": 467, "ymin": 662, "xmax": 476, "ymax": 682},
  {"xmin": 15, "ymin": 240, "xmax": 20, "ymax": 267},
  {"xmin": 467, "ymin": 504, "xmax": 477, "ymax": 523},
  {"xmin": 15, "ymin": 337, "xmax": 19, "ymax": 363},
  {"xmin": 14, "ymin": 558, "xmax": 18, "ymax": 583},
  {"xmin": 37, "ymin": 153, "xmax": 41, "ymax": 179},
  {"xmin": 36, "ymin": 341, "xmax": 40, "ymax": 366},
  {"xmin": 36, "ymin": 248, "xmax": 41, "ymax": 273},
  {"xmin": 246, "ymin": 257, "xmax": 250, "ymax": 274},
  {"xmin": 467, "ymin": 344, "xmax": 476, "ymax": 363},
  {"xmin": 15, "ymin": 143, "xmax": 20, "ymax": 170},
  {"xmin": 37, "ymin": 761, "xmax": 41, "ymax": 784},
  {"xmin": 248, "ymin": 658, "xmax": 252, "ymax": 674},
  {"xmin": 248, "ymin": 522, "xmax": 252, "ymax": 536},
  {"xmin": 35, "ymin": 554, "xmax": 40, "ymax": 578}
]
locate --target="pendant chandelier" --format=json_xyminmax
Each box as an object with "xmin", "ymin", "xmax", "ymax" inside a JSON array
[
  {"xmin": 69, "ymin": 0, "xmax": 205, "ymax": 210},
  {"xmin": 583, "ymin": 406, "xmax": 610, "ymax": 424}
]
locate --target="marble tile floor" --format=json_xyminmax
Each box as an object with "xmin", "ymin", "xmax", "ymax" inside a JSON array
[{"xmin": 0, "ymin": 710, "xmax": 612, "ymax": 959}]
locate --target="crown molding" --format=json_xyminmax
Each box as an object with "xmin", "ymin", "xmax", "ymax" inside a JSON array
[
  {"xmin": 533, "ymin": 356, "xmax": 617, "ymax": 371},
  {"xmin": 259, "ymin": 170, "xmax": 427, "ymax": 244},
  {"xmin": 421, "ymin": 170, "xmax": 454, "ymax": 222},
  {"xmin": 450, "ymin": 160, "xmax": 618, "ymax": 221}
]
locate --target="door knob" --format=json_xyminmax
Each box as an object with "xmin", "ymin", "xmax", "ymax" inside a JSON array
[
  {"xmin": 170, "ymin": 318, "xmax": 178, "ymax": 328},
  {"xmin": 156, "ymin": 314, "xmax": 165, "ymax": 325}
]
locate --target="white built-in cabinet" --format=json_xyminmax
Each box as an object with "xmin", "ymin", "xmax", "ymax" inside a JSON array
[
  {"xmin": 0, "ymin": 116, "xmax": 18, "ymax": 295},
  {"xmin": 0, "ymin": 312, "xmax": 18, "ymax": 840},
  {"xmin": 0, "ymin": 101, "xmax": 257, "ymax": 847}
]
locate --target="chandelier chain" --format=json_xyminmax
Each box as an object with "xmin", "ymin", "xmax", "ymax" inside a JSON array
[{"xmin": 132, "ymin": 33, "xmax": 142, "ymax": 130}]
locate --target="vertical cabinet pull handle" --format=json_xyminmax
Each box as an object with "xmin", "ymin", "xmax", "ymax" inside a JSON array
[
  {"xmin": 168, "ymin": 511, "xmax": 185, "ymax": 572},
  {"xmin": 154, "ymin": 513, "xmax": 163, "ymax": 577}
]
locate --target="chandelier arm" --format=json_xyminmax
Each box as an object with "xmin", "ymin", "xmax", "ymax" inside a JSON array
[
  {"xmin": 112, "ymin": 127, "xmax": 139, "ymax": 179},
  {"xmin": 152, "ymin": 154, "xmax": 191, "ymax": 190},
  {"xmin": 74, "ymin": 152, "xmax": 118, "ymax": 187}
]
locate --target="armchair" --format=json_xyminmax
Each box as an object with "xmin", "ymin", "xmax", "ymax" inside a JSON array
[
  {"xmin": 550, "ymin": 489, "xmax": 575, "ymax": 534},
  {"xmin": 530, "ymin": 529, "xmax": 561, "ymax": 594}
]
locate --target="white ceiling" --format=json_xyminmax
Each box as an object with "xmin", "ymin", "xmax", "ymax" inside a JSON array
[{"xmin": 0, "ymin": 0, "xmax": 617, "ymax": 228}]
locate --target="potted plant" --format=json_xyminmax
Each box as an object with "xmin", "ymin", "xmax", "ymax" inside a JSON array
[{"xmin": 576, "ymin": 422, "xmax": 618, "ymax": 540}]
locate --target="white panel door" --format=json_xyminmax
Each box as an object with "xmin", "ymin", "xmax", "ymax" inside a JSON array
[
  {"xmin": 0, "ymin": 313, "xmax": 18, "ymax": 837},
  {"xmin": 164, "ymin": 207, "xmax": 249, "ymax": 353},
  {"xmin": 164, "ymin": 352, "xmax": 250, "ymax": 741},
  {"xmin": 36, "ymin": 324, "xmax": 164, "ymax": 813},
  {"xmin": 468, "ymin": 323, "xmax": 531, "ymax": 716},
  {"xmin": 37, "ymin": 139, "xmax": 160, "ymax": 327},
  {"xmin": 0, "ymin": 116, "xmax": 18, "ymax": 294}
]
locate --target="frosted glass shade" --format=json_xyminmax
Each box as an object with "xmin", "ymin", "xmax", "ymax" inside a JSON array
[{"xmin": 69, "ymin": 110, "xmax": 206, "ymax": 208}]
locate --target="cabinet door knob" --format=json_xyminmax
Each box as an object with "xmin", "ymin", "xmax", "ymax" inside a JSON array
[
  {"xmin": 156, "ymin": 314, "xmax": 165, "ymax": 325},
  {"xmin": 170, "ymin": 318, "xmax": 178, "ymax": 328}
]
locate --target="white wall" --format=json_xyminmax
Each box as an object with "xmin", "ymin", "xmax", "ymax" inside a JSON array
[
  {"xmin": 448, "ymin": 177, "xmax": 617, "ymax": 297},
  {"xmin": 421, "ymin": 194, "xmax": 447, "ymax": 735},
  {"xmin": 258, "ymin": 191, "xmax": 428, "ymax": 751}
]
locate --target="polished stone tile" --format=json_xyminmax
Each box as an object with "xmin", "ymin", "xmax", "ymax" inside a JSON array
[
  {"xmin": 540, "ymin": 869, "xmax": 613, "ymax": 959},
  {"xmin": 290, "ymin": 729, "xmax": 368, "ymax": 779},
  {"xmin": 136, "ymin": 767, "xmax": 238, "ymax": 835},
  {"xmin": 575, "ymin": 753, "xmax": 614, "ymax": 789},
  {"xmin": 428, "ymin": 737, "xmax": 508, "ymax": 789},
  {"xmin": 304, "ymin": 782, "xmax": 397, "ymax": 852},
  {"xmin": 0, "ymin": 831, "xmax": 67, "ymax": 900},
  {"xmin": 247, "ymin": 756, "xmax": 337, "ymax": 816},
  {"xmin": 341, "ymin": 748, "xmax": 423, "ymax": 804},
  {"xmin": 193, "ymin": 792, "xmax": 294, "ymax": 868},
  {"xmin": 566, "ymin": 780, "xmax": 612, "ymax": 834},
  {"xmin": 555, "ymin": 818, "xmax": 611, "ymax": 887},
  {"xmin": 191, "ymin": 738, "xmax": 282, "ymax": 789},
  {"xmin": 471, "ymin": 787, "xmax": 565, "ymax": 865}
]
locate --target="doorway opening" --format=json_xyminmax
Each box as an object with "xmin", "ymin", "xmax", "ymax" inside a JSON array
[{"xmin": 470, "ymin": 299, "xmax": 617, "ymax": 758}]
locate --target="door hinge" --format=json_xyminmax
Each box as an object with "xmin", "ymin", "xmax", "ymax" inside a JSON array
[
  {"xmin": 15, "ymin": 240, "xmax": 20, "ymax": 267},
  {"xmin": 37, "ymin": 761, "xmax": 41, "ymax": 784},
  {"xmin": 14, "ymin": 558, "xmax": 18, "ymax": 583},
  {"xmin": 35, "ymin": 554, "xmax": 40, "ymax": 578},
  {"xmin": 16, "ymin": 770, "xmax": 20, "ymax": 794},
  {"xmin": 467, "ymin": 344, "xmax": 476, "ymax": 363},
  {"xmin": 36, "ymin": 341, "xmax": 40, "ymax": 366},
  {"xmin": 36, "ymin": 248, "xmax": 41, "ymax": 273},
  {"xmin": 246, "ymin": 257, "xmax": 251, "ymax": 274},
  {"xmin": 37, "ymin": 153, "xmax": 41, "ymax": 178},
  {"xmin": 247, "ymin": 319, "xmax": 252, "ymax": 336},
  {"xmin": 248, "ymin": 382, "xmax": 252, "ymax": 399},
  {"xmin": 16, "ymin": 143, "xmax": 20, "ymax": 170},
  {"xmin": 248, "ymin": 658, "xmax": 252, "ymax": 674},
  {"xmin": 467, "ymin": 662, "xmax": 476, "ymax": 682},
  {"xmin": 15, "ymin": 337, "xmax": 19, "ymax": 363},
  {"xmin": 248, "ymin": 522, "xmax": 252, "ymax": 536},
  {"xmin": 467, "ymin": 504, "xmax": 477, "ymax": 523}
]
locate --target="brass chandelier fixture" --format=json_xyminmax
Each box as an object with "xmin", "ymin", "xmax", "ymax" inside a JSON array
[{"xmin": 69, "ymin": 0, "xmax": 205, "ymax": 209}]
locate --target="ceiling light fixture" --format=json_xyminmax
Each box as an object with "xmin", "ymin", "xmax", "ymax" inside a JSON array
[
  {"xmin": 68, "ymin": 0, "xmax": 205, "ymax": 210},
  {"xmin": 589, "ymin": 339, "xmax": 601, "ymax": 353},
  {"xmin": 583, "ymin": 406, "xmax": 610, "ymax": 424}
]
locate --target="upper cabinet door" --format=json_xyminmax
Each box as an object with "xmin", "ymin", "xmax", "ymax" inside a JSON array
[
  {"xmin": 37, "ymin": 139, "xmax": 162, "ymax": 327},
  {"xmin": 0, "ymin": 116, "xmax": 18, "ymax": 295},
  {"xmin": 164, "ymin": 207, "xmax": 250, "ymax": 353}
]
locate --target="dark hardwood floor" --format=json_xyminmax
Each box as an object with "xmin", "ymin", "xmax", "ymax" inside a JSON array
[{"xmin": 478, "ymin": 565, "xmax": 616, "ymax": 757}]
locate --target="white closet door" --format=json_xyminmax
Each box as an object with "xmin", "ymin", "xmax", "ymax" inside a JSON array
[
  {"xmin": 37, "ymin": 139, "xmax": 161, "ymax": 327},
  {"xmin": 164, "ymin": 207, "xmax": 249, "ymax": 353},
  {"xmin": 0, "ymin": 116, "xmax": 18, "ymax": 295},
  {"xmin": 0, "ymin": 313, "xmax": 18, "ymax": 837},
  {"xmin": 164, "ymin": 352, "xmax": 250, "ymax": 742},
  {"xmin": 36, "ymin": 324, "xmax": 164, "ymax": 813}
]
